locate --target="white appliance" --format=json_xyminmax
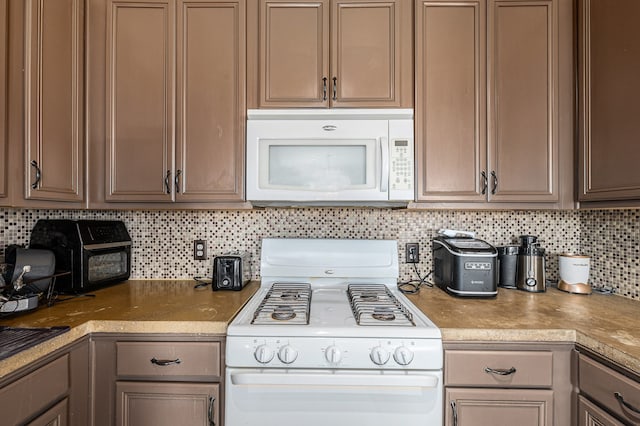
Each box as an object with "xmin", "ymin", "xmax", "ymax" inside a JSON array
[
  {"xmin": 246, "ymin": 109, "xmax": 414, "ymax": 206},
  {"xmin": 225, "ymin": 238, "xmax": 443, "ymax": 426}
]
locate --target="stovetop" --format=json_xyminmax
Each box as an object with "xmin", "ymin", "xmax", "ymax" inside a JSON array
[{"xmin": 0, "ymin": 326, "xmax": 70, "ymax": 361}]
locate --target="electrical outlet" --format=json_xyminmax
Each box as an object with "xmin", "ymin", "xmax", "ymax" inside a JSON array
[
  {"xmin": 193, "ymin": 240, "xmax": 207, "ymax": 260},
  {"xmin": 406, "ymin": 243, "xmax": 419, "ymax": 263}
]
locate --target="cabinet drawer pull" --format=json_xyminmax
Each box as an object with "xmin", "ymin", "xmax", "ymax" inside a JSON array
[
  {"xmin": 481, "ymin": 171, "xmax": 488, "ymax": 195},
  {"xmin": 322, "ymin": 77, "xmax": 328, "ymax": 101},
  {"xmin": 164, "ymin": 170, "xmax": 171, "ymax": 194},
  {"xmin": 332, "ymin": 77, "xmax": 337, "ymax": 101},
  {"xmin": 150, "ymin": 357, "xmax": 182, "ymax": 366},
  {"xmin": 30, "ymin": 160, "xmax": 42, "ymax": 189},
  {"xmin": 484, "ymin": 366, "xmax": 516, "ymax": 376},
  {"xmin": 175, "ymin": 169, "xmax": 182, "ymax": 193},
  {"xmin": 450, "ymin": 400, "xmax": 458, "ymax": 426},
  {"xmin": 615, "ymin": 392, "xmax": 640, "ymax": 415},
  {"xmin": 491, "ymin": 171, "xmax": 498, "ymax": 195},
  {"xmin": 208, "ymin": 395, "xmax": 216, "ymax": 426}
]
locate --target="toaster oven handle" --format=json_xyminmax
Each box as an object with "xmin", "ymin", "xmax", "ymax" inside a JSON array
[{"xmin": 380, "ymin": 137, "xmax": 389, "ymax": 193}]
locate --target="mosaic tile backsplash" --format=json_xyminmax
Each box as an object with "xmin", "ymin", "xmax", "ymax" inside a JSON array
[{"xmin": 0, "ymin": 207, "xmax": 637, "ymax": 300}]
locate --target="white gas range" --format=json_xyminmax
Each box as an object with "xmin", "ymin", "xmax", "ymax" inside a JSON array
[{"xmin": 225, "ymin": 238, "xmax": 443, "ymax": 426}]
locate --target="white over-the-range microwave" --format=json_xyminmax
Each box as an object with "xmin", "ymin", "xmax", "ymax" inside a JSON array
[{"xmin": 246, "ymin": 109, "xmax": 414, "ymax": 206}]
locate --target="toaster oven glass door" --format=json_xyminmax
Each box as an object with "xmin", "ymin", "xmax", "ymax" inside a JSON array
[{"xmin": 87, "ymin": 251, "xmax": 128, "ymax": 282}]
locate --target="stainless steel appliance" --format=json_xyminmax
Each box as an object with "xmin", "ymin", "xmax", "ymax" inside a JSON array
[
  {"xmin": 225, "ymin": 239, "xmax": 443, "ymax": 426},
  {"xmin": 516, "ymin": 235, "xmax": 546, "ymax": 292},
  {"xmin": 432, "ymin": 236, "xmax": 498, "ymax": 297},
  {"xmin": 246, "ymin": 109, "xmax": 414, "ymax": 206},
  {"xmin": 29, "ymin": 219, "xmax": 131, "ymax": 292},
  {"xmin": 211, "ymin": 252, "xmax": 251, "ymax": 291}
]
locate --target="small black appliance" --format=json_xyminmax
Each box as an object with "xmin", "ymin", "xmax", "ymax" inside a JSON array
[
  {"xmin": 212, "ymin": 252, "xmax": 251, "ymax": 291},
  {"xmin": 432, "ymin": 236, "xmax": 498, "ymax": 297}
]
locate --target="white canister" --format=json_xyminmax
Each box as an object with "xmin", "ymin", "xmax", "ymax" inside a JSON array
[{"xmin": 558, "ymin": 253, "xmax": 590, "ymax": 285}]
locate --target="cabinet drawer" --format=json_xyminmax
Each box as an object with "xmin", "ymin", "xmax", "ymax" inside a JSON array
[
  {"xmin": 0, "ymin": 354, "xmax": 69, "ymax": 425},
  {"xmin": 116, "ymin": 341, "xmax": 221, "ymax": 379},
  {"xmin": 579, "ymin": 354, "xmax": 640, "ymax": 424},
  {"xmin": 445, "ymin": 350, "xmax": 553, "ymax": 387}
]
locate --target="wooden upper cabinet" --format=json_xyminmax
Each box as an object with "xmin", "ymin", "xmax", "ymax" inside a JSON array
[
  {"xmin": 175, "ymin": 0, "xmax": 245, "ymax": 202},
  {"xmin": 416, "ymin": 0, "xmax": 571, "ymax": 206},
  {"xmin": 105, "ymin": 0, "xmax": 174, "ymax": 202},
  {"xmin": 416, "ymin": 0, "xmax": 486, "ymax": 202},
  {"xmin": 250, "ymin": 0, "xmax": 412, "ymax": 108},
  {"xmin": 0, "ymin": 0, "xmax": 7, "ymax": 200},
  {"xmin": 579, "ymin": 0, "xmax": 640, "ymax": 202},
  {"xmin": 24, "ymin": 0, "xmax": 84, "ymax": 202},
  {"xmin": 488, "ymin": 0, "xmax": 558, "ymax": 202}
]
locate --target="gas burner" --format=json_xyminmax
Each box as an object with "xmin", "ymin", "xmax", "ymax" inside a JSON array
[
  {"xmin": 371, "ymin": 307, "xmax": 396, "ymax": 322},
  {"xmin": 347, "ymin": 283, "xmax": 415, "ymax": 326},
  {"xmin": 251, "ymin": 283, "xmax": 312, "ymax": 325},
  {"xmin": 272, "ymin": 306, "xmax": 297, "ymax": 321}
]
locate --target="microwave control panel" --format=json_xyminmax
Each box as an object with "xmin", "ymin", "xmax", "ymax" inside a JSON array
[{"xmin": 389, "ymin": 139, "xmax": 414, "ymax": 192}]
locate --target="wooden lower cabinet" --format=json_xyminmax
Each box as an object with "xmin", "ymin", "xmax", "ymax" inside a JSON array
[
  {"xmin": 116, "ymin": 382, "xmax": 219, "ymax": 426},
  {"xmin": 28, "ymin": 398, "xmax": 69, "ymax": 426},
  {"xmin": 446, "ymin": 388, "xmax": 553, "ymax": 426},
  {"xmin": 444, "ymin": 342, "xmax": 574, "ymax": 426},
  {"xmin": 578, "ymin": 395, "xmax": 624, "ymax": 426}
]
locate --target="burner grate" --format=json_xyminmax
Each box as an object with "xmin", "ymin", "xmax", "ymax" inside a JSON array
[
  {"xmin": 347, "ymin": 284, "xmax": 414, "ymax": 326},
  {"xmin": 252, "ymin": 283, "xmax": 312, "ymax": 325}
]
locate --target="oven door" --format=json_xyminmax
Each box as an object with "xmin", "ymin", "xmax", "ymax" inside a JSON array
[{"xmin": 225, "ymin": 368, "xmax": 442, "ymax": 426}]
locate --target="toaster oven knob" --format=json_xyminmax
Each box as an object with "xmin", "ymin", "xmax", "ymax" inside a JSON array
[
  {"xmin": 393, "ymin": 346, "xmax": 414, "ymax": 366},
  {"xmin": 370, "ymin": 346, "xmax": 390, "ymax": 366},
  {"xmin": 278, "ymin": 345, "xmax": 298, "ymax": 364},
  {"xmin": 254, "ymin": 344, "xmax": 275, "ymax": 364},
  {"xmin": 324, "ymin": 345, "xmax": 342, "ymax": 364}
]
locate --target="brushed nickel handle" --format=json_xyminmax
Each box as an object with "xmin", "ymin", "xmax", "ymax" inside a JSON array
[
  {"xmin": 322, "ymin": 77, "xmax": 328, "ymax": 101},
  {"xmin": 30, "ymin": 160, "xmax": 42, "ymax": 189},
  {"xmin": 615, "ymin": 392, "xmax": 640, "ymax": 415},
  {"xmin": 150, "ymin": 357, "xmax": 181, "ymax": 366},
  {"xmin": 481, "ymin": 171, "xmax": 488, "ymax": 195},
  {"xmin": 491, "ymin": 171, "xmax": 498, "ymax": 195},
  {"xmin": 175, "ymin": 169, "xmax": 182, "ymax": 193},
  {"xmin": 208, "ymin": 395, "xmax": 216, "ymax": 426},
  {"xmin": 450, "ymin": 400, "xmax": 458, "ymax": 426},
  {"xmin": 484, "ymin": 366, "xmax": 516, "ymax": 376},
  {"xmin": 164, "ymin": 170, "xmax": 171, "ymax": 194},
  {"xmin": 332, "ymin": 77, "xmax": 337, "ymax": 101}
]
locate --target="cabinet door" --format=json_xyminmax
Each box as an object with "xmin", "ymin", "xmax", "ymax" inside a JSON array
[
  {"xmin": 0, "ymin": 0, "xmax": 7, "ymax": 200},
  {"xmin": 24, "ymin": 0, "xmax": 84, "ymax": 202},
  {"xmin": 257, "ymin": 0, "xmax": 329, "ymax": 107},
  {"xmin": 415, "ymin": 0, "xmax": 486, "ymax": 202},
  {"xmin": 446, "ymin": 388, "xmax": 554, "ymax": 426},
  {"xmin": 487, "ymin": 0, "xmax": 558, "ymax": 202},
  {"xmin": 578, "ymin": 396, "xmax": 625, "ymax": 426},
  {"xmin": 105, "ymin": 0, "xmax": 174, "ymax": 202},
  {"xmin": 27, "ymin": 398, "xmax": 68, "ymax": 426},
  {"xmin": 175, "ymin": 0, "xmax": 245, "ymax": 202},
  {"xmin": 116, "ymin": 382, "xmax": 219, "ymax": 426},
  {"xmin": 578, "ymin": 0, "xmax": 640, "ymax": 201},
  {"xmin": 331, "ymin": 0, "xmax": 407, "ymax": 107}
]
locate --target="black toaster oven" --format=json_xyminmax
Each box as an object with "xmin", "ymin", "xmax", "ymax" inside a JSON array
[{"xmin": 29, "ymin": 219, "xmax": 132, "ymax": 292}]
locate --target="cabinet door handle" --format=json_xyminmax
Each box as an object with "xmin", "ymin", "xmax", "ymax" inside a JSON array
[
  {"xmin": 450, "ymin": 400, "xmax": 458, "ymax": 426},
  {"xmin": 481, "ymin": 171, "xmax": 488, "ymax": 195},
  {"xmin": 322, "ymin": 77, "xmax": 328, "ymax": 101},
  {"xmin": 484, "ymin": 366, "xmax": 516, "ymax": 376},
  {"xmin": 175, "ymin": 169, "xmax": 182, "ymax": 194},
  {"xmin": 491, "ymin": 171, "xmax": 498, "ymax": 195},
  {"xmin": 164, "ymin": 170, "xmax": 171, "ymax": 194},
  {"xmin": 332, "ymin": 77, "xmax": 337, "ymax": 101},
  {"xmin": 615, "ymin": 392, "xmax": 640, "ymax": 415},
  {"xmin": 150, "ymin": 357, "xmax": 182, "ymax": 366},
  {"xmin": 30, "ymin": 160, "xmax": 42, "ymax": 189},
  {"xmin": 208, "ymin": 395, "xmax": 216, "ymax": 426}
]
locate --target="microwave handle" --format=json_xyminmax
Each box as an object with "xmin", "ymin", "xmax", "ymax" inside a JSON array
[{"xmin": 380, "ymin": 137, "xmax": 389, "ymax": 193}]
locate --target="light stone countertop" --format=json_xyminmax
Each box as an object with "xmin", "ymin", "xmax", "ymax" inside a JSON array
[{"xmin": 1, "ymin": 280, "xmax": 639, "ymax": 380}]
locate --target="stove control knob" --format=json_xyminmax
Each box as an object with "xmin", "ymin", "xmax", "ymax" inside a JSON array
[
  {"xmin": 393, "ymin": 346, "xmax": 415, "ymax": 366},
  {"xmin": 254, "ymin": 344, "xmax": 275, "ymax": 364},
  {"xmin": 370, "ymin": 346, "xmax": 390, "ymax": 366},
  {"xmin": 278, "ymin": 345, "xmax": 298, "ymax": 364},
  {"xmin": 325, "ymin": 345, "xmax": 342, "ymax": 364}
]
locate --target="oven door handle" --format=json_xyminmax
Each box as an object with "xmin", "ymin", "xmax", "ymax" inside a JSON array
[{"xmin": 230, "ymin": 372, "xmax": 439, "ymax": 388}]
